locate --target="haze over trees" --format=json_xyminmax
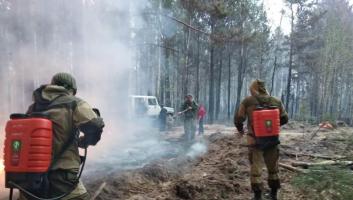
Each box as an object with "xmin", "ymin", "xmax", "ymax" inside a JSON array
[
  {"xmin": 133, "ymin": 0, "xmax": 353, "ymax": 124},
  {"xmin": 0, "ymin": 0, "xmax": 352, "ymax": 125}
]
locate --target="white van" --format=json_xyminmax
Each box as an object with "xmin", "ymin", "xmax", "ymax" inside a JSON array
[{"xmin": 129, "ymin": 95, "xmax": 174, "ymax": 118}]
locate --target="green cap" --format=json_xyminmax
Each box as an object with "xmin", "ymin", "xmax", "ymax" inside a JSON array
[{"xmin": 51, "ymin": 72, "xmax": 77, "ymax": 95}]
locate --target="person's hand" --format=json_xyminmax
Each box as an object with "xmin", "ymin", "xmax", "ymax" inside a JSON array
[
  {"xmin": 177, "ymin": 112, "xmax": 182, "ymax": 115},
  {"xmin": 78, "ymin": 136, "xmax": 88, "ymax": 148},
  {"xmin": 188, "ymin": 106, "xmax": 192, "ymax": 110}
]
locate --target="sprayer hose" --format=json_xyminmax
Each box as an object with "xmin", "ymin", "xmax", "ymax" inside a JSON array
[{"xmin": 8, "ymin": 148, "xmax": 87, "ymax": 200}]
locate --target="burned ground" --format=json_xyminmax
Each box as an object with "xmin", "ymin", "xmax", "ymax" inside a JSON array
[{"xmin": 85, "ymin": 122, "xmax": 353, "ymax": 200}]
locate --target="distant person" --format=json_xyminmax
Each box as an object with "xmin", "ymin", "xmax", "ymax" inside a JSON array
[
  {"xmin": 198, "ymin": 104, "xmax": 206, "ymax": 135},
  {"xmin": 159, "ymin": 105, "xmax": 168, "ymax": 131},
  {"xmin": 178, "ymin": 94, "xmax": 198, "ymax": 141},
  {"xmin": 21, "ymin": 73, "xmax": 105, "ymax": 200},
  {"xmin": 234, "ymin": 79, "xmax": 288, "ymax": 200}
]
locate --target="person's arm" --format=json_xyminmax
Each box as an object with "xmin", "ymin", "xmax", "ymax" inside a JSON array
[
  {"xmin": 234, "ymin": 103, "xmax": 247, "ymax": 136},
  {"xmin": 74, "ymin": 100, "xmax": 105, "ymax": 147},
  {"xmin": 178, "ymin": 102, "xmax": 187, "ymax": 115}
]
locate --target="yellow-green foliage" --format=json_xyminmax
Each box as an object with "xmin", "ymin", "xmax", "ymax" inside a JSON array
[{"xmin": 292, "ymin": 166, "xmax": 353, "ymax": 200}]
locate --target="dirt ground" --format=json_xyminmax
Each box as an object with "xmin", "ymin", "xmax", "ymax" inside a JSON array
[
  {"xmin": 85, "ymin": 121, "xmax": 353, "ymax": 200},
  {"xmin": 2, "ymin": 121, "xmax": 350, "ymax": 199}
]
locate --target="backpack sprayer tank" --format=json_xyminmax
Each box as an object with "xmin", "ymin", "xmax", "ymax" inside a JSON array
[
  {"xmin": 253, "ymin": 107, "xmax": 280, "ymax": 137},
  {"xmin": 252, "ymin": 106, "xmax": 281, "ymax": 150},
  {"xmin": 4, "ymin": 113, "xmax": 53, "ymax": 189}
]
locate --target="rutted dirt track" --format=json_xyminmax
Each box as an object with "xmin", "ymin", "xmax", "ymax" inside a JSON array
[{"xmin": 86, "ymin": 122, "xmax": 353, "ymax": 200}]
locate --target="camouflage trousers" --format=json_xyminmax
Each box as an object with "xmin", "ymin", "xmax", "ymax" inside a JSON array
[
  {"xmin": 19, "ymin": 170, "xmax": 90, "ymax": 200},
  {"xmin": 184, "ymin": 118, "xmax": 196, "ymax": 141},
  {"xmin": 247, "ymin": 136, "xmax": 280, "ymax": 192}
]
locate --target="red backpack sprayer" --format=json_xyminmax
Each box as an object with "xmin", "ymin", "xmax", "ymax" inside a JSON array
[
  {"xmin": 3, "ymin": 113, "xmax": 89, "ymax": 200},
  {"xmin": 252, "ymin": 104, "xmax": 281, "ymax": 149}
]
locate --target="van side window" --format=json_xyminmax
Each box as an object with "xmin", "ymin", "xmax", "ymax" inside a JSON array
[{"xmin": 148, "ymin": 98, "xmax": 157, "ymax": 105}]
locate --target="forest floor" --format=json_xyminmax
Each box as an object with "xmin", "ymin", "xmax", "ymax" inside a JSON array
[{"xmin": 85, "ymin": 121, "xmax": 353, "ymax": 200}]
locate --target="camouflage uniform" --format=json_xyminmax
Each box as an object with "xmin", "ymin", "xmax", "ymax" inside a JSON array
[
  {"xmin": 234, "ymin": 80, "xmax": 288, "ymax": 200},
  {"xmin": 20, "ymin": 73, "xmax": 104, "ymax": 200},
  {"xmin": 181, "ymin": 100, "xmax": 198, "ymax": 141}
]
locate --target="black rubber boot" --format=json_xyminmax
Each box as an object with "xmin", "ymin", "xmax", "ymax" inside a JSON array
[
  {"xmin": 251, "ymin": 184, "xmax": 262, "ymax": 200},
  {"xmin": 270, "ymin": 188, "xmax": 278, "ymax": 200},
  {"xmin": 253, "ymin": 191, "xmax": 262, "ymax": 200},
  {"xmin": 268, "ymin": 180, "xmax": 280, "ymax": 200}
]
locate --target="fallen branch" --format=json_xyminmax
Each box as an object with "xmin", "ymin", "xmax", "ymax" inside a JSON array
[
  {"xmin": 279, "ymin": 163, "xmax": 307, "ymax": 173},
  {"xmin": 291, "ymin": 160, "xmax": 353, "ymax": 168},
  {"xmin": 310, "ymin": 126, "xmax": 322, "ymax": 139},
  {"xmin": 90, "ymin": 182, "xmax": 106, "ymax": 200},
  {"xmin": 282, "ymin": 151, "xmax": 346, "ymax": 160}
]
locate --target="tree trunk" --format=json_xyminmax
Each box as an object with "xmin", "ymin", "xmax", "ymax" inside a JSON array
[
  {"xmin": 183, "ymin": 16, "xmax": 191, "ymax": 97},
  {"xmin": 208, "ymin": 20, "xmax": 215, "ymax": 124},
  {"xmin": 227, "ymin": 51, "xmax": 232, "ymax": 120},
  {"xmin": 235, "ymin": 37, "xmax": 246, "ymax": 109},
  {"xmin": 196, "ymin": 34, "xmax": 200, "ymax": 102},
  {"xmin": 165, "ymin": 39, "xmax": 171, "ymax": 106},
  {"xmin": 270, "ymin": 55, "xmax": 277, "ymax": 96},
  {"xmin": 216, "ymin": 49, "xmax": 223, "ymax": 120},
  {"xmin": 286, "ymin": 3, "xmax": 294, "ymax": 112}
]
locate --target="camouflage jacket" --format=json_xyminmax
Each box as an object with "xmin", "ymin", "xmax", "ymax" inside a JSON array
[
  {"xmin": 27, "ymin": 85, "xmax": 101, "ymax": 170},
  {"xmin": 234, "ymin": 94, "xmax": 288, "ymax": 135},
  {"xmin": 181, "ymin": 101, "xmax": 199, "ymax": 119}
]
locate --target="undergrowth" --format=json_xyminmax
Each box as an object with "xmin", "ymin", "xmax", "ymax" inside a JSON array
[{"xmin": 292, "ymin": 165, "xmax": 353, "ymax": 200}]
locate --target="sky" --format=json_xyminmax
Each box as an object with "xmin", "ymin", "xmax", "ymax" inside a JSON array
[
  {"xmin": 264, "ymin": 0, "xmax": 353, "ymax": 34},
  {"xmin": 264, "ymin": 0, "xmax": 290, "ymax": 34}
]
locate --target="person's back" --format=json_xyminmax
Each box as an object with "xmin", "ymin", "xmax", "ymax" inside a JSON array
[
  {"xmin": 21, "ymin": 73, "xmax": 104, "ymax": 200},
  {"xmin": 198, "ymin": 105, "xmax": 206, "ymax": 119},
  {"xmin": 237, "ymin": 95, "xmax": 285, "ymax": 135},
  {"xmin": 159, "ymin": 106, "xmax": 168, "ymax": 131},
  {"xmin": 234, "ymin": 79, "xmax": 288, "ymax": 200},
  {"xmin": 198, "ymin": 104, "xmax": 206, "ymax": 135}
]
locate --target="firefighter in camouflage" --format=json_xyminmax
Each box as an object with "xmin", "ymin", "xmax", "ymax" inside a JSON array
[
  {"xmin": 234, "ymin": 80, "xmax": 288, "ymax": 200},
  {"xmin": 20, "ymin": 73, "xmax": 105, "ymax": 200}
]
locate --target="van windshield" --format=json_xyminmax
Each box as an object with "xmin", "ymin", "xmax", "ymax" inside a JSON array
[{"xmin": 148, "ymin": 98, "xmax": 157, "ymax": 105}]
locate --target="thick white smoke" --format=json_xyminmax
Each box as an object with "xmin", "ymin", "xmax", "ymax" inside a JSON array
[
  {"xmin": 0, "ymin": 0, "xmax": 140, "ymax": 198},
  {"xmin": 0, "ymin": 1, "xmax": 207, "ymax": 198}
]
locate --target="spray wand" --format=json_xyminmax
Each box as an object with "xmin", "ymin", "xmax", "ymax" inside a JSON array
[{"xmin": 177, "ymin": 107, "xmax": 192, "ymax": 116}]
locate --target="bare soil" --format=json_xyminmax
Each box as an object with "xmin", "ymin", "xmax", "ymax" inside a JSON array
[
  {"xmin": 2, "ymin": 122, "xmax": 351, "ymax": 199},
  {"xmin": 85, "ymin": 122, "xmax": 353, "ymax": 200}
]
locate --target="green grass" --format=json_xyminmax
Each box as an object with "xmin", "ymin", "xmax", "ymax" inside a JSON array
[{"xmin": 292, "ymin": 166, "xmax": 353, "ymax": 200}]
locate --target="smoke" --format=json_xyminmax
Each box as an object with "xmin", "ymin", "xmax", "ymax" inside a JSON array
[
  {"xmin": 0, "ymin": 0, "xmax": 139, "ymax": 197},
  {"xmin": 0, "ymin": 0, "xmax": 207, "ymax": 198},
  {"xmin": 186, "ymin": 141, "xmax": 208, "ymax": 158}
]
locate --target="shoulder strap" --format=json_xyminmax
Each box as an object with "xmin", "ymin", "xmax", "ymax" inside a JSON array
[
  {"xmin": 254, "ymin": 95, "xmax": 266, "ymax": 107},
  {"xmin": 254, "ymin": 95, "xmax": 279, "ymax": 110},
  {"xmin": 50, "ymin": 99, "xmax": 79, "ymax": 168},
  {"xmin": 32, "ymin": 95, "xmax": 79, "ymax": 169},
  {"xmin": 32, "ymin": 94, "xmax": 65, "ymax": 112}
]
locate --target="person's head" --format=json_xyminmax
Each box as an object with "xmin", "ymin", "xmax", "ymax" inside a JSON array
[
  {"xmin": 51, "ymin": 72, "xmax": 77, "ymax": 95},
  {"xmin": 249, "ymin": 79, "xmax": 268, "ymax": 96},
  {"xmin": 160, "ymin": 104, "xmax": 164, "ymax": 108},
  {"xmin": 186, "ymin": 94, "xmax": 193, "ymax": 102}
]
